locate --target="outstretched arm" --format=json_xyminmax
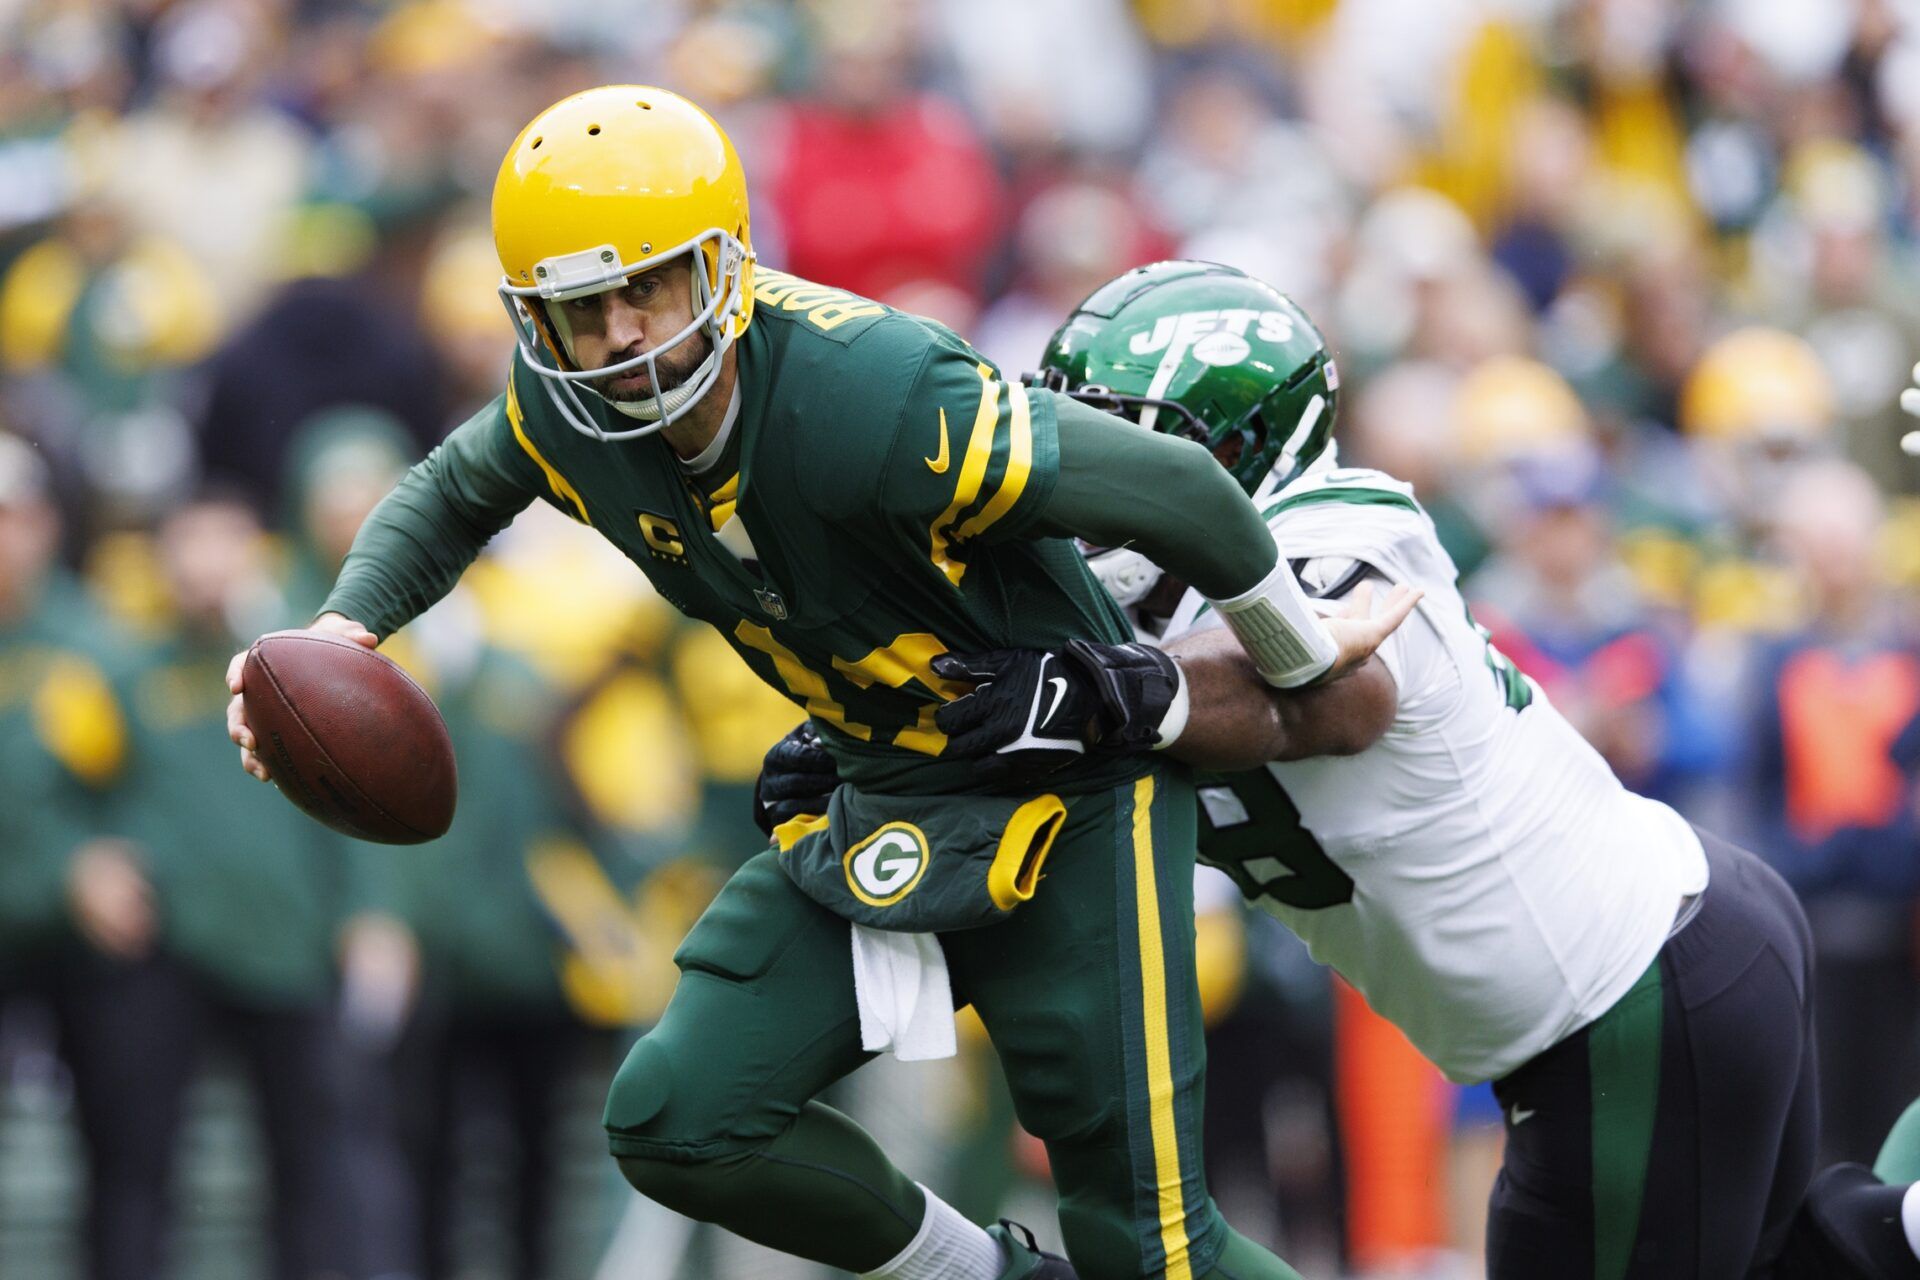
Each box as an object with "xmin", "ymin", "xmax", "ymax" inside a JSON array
[
  {"xmin": 930, "ymin": 577, "xmax": 1410, "ymax": 779},
  {"xmin": 1162, "ymin": 600, "xmax": 1399, "ymax": 771},
  {"xmin": 1031, "ymin": 398, "xmax": 1367, "ymax": 687}
]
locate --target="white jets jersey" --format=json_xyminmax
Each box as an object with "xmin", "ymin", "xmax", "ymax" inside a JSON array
[{"xmin": 1162, "ymin": 468, "xmax": 1708, "ymax": 1083}]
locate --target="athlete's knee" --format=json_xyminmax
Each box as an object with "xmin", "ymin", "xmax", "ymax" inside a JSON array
[
  {"xmin": 606, "ymin": 1033, "xmax": 767, "ymax": 1220},
  {"xmin": 604, "ymin": 1034, "xmax": 676, "ymax": 1135},
  {"xmin": 603, "ymin": 1030, "xmax": 744, "ymax": 1156}
]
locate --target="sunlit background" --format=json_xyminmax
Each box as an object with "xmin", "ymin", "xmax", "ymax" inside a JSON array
[{"xmin": 3, "ymin": 0, "xmax": 1920, "ymax": 1277}]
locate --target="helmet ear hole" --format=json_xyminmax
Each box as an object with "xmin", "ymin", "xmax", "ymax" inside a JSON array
[
  {"xmin": 1245, "ymin": 407, "xmax": 1273, "ymax": 450},
  {"xmin": 1213, "ymin": 433, "xmax": 1245, "ymax": 472},
  {"xmin": 587, "ymin": 124, "xmax": 601, "ymax": 136}
]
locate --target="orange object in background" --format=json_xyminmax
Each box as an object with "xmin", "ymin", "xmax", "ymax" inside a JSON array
[
  {"xmin": 1779, "ymin": 649, "xmax": 1920, "ymax": 844},
  {"xmin": 1334, "ymin": 979, "xmax": 1451, "ymax": 1268}
]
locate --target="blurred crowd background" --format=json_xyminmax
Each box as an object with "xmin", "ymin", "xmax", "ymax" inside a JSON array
[{"xmin": 4, "ymin": 0, "xmax": 1920, "ymax": 1277}]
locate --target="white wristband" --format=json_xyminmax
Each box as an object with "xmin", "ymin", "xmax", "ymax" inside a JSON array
[
  {"xmin": 1150, "ymin": 661, "xmax": 1191, "ymax": 750},
  {"xmin": 1204, "ymin": 558, "xmax": 1339, "ymax": 688}
]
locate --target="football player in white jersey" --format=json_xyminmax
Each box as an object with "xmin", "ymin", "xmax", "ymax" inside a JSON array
[{"xmin": 756, "ymin": 264, "xmax": 1920, "ymax": 1279}]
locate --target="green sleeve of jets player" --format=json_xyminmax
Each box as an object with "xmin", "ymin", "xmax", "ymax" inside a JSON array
[
  {"xmin": 322, "ymin": 393, "xmax": 541, "ymax": 639},
  {"xmin": 1036, "ymin": 395, "xmax": 1280, "ymax": 601}
]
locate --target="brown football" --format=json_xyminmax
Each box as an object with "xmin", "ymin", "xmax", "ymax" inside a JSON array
[{"xmin": 242, "ymin": 630, "xmax": 457, "ymax": 844}]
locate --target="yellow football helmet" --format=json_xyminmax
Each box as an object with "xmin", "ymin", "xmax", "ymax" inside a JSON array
[
  {"xmin": 494, "ymin": 85, "xmax": 755, "ymax": 440},
  {"xmin": 1452, "ymin": 356, "xmax": 1589, "ymax": 463},
  {"xmin": 1680, "ymin": 327, "xmax": 1833, "ymax": 444}
]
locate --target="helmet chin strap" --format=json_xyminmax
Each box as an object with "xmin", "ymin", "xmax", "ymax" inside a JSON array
[{"xmin": 605, "ymin": 345, "xmax": 721, "ymax": 421}]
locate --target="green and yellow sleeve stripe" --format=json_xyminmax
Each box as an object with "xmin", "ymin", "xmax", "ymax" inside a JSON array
[{"xmin": 927, "ymin": 363, "xmax": 1037, "ymax": 586}]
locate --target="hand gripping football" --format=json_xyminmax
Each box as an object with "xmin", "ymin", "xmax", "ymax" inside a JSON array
[{"xmin": 241, "ymin": 630, "xmax": 457, "ymax": 844}]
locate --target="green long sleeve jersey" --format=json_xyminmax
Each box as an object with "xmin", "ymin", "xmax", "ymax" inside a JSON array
[{"xmin": 325, "ymin": 270, "xmax": 1275, "ymax": 796}]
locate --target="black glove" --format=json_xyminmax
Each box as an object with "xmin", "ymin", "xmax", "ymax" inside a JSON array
[
  {"xmin": 1061, "ymin": 639, "xmax": 1183, "ymax": 754},
  {"xmin": 753, "ymin": 721, "xmax": 840, "ymax": 838},
  {"xmin": 930, "ymin": 641, "xmax": 1181, "ymax": 780}
]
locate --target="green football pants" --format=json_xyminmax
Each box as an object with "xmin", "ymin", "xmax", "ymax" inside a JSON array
[{"xmin": 605, "ymin": 767, "xmax": 1300, "ymax": 1279}]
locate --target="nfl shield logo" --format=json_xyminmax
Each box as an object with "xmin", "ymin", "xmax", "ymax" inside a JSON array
[{"xmin": 754, "ymin": 586, "xmax": 789, "ymax": 619}]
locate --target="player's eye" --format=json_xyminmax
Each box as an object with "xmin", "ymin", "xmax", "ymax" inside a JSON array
[
  {"xmin": 562, "ymin": 296, "xmax": 599, "ymax": 314},
  {"xmin": 625, "ymin": 276, "xmax": 661, "ymax": 303}
]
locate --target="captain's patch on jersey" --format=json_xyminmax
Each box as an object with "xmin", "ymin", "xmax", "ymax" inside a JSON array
[{"xmin": 635, "ymin": 511, "xmax": 687, "ymax": 564}]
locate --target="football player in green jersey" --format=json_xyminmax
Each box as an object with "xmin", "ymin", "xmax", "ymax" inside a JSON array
[{"xmin": 222, "ymin": 87, "xmax": 1414, "ymax": 1280}]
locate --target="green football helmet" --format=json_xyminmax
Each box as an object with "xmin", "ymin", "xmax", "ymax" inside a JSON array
[{"xmin": 1028, "ymin": 260, "xmax": 1340, "ymax": 498}]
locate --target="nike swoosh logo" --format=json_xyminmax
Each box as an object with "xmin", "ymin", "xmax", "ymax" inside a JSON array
[
  {"xmin": 1508, "ymin": 1106, "xmax": 1535, "ymax": 1126},
  {"xmin": 1041, "ymin": 676, "xmax": 1070, "ymax": 728},
  {"xmin": 925, "ymin": 409, "xmax": 950, "ymax": 474}
]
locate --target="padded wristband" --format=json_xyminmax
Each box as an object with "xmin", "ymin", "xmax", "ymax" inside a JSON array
[
  {"xmin": 1150, "ymin": 663, "xmax": 1190, "ymax": 750},
  {"xmin": 1205, "ymin": 558, "xmax": 1339, "ymax": 688}
]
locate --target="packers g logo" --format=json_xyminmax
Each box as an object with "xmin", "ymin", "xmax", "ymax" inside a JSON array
[{"xmin": 844, "ymin": 822, "xmax": 931, "ymax": 907}]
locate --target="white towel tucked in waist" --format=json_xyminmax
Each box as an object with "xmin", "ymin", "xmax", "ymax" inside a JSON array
[{"xmin": 850, "ymin": 925, "xmax": 956, "ymax": 1061}]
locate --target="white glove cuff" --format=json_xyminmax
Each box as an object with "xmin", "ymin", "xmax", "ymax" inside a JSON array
[
  {"xmin": 1150, "ymin": 662, "xmax": 1191, "ymax": 750},
  {"xmin": 1204, "ymin": 558, "xmax": 1339, "ymax": 688}
]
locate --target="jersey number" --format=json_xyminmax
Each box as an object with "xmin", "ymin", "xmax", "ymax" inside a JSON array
[
  {"xmin": 1196, "ymin": 770, "xmax": 1354, "ymax": 910},
  {"xmin": 733, "ymin": 625, "xmax": 964, "ymax": 755}
]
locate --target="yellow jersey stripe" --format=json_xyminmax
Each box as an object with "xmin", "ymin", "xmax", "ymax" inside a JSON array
[
  {"xmin": 1130, "ymin": 774, "xmax": 1193, "ymax": 1279},
  {"xmin": 708, "ymin": 473, "xmax": 740, "ymax": 531},
  {"xmin": 735, "ymin": 621, "xmax": 870, "ymax": 742},
  {"xmin": 927, "ymin": 364, "xmax": 1001, "ymax": 586},
  {"xmin": 506, "ymin": 378, "xmax": 592, "ymax": 526},
  {"xmin": 955, "ymin": 379, "xmax": 1033, "ymax": 542}
]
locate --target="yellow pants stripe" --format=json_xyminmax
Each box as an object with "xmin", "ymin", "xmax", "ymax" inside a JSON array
[{"xmin": 1130, "ymin": 774, "xmax": 1193, "ymax": 1279}]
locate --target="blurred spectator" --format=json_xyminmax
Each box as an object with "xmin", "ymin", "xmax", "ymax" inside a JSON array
[
  {"xmin": 96, "ymin": 1, "xmax": 310, "ymax": 324},
  {"xmin": 932, "ymin": 0, "xmax": 1152, "ymax": 164},
  {"xmin": 196, "ymin": 216, "xmax": 452, "ymax": 514},
  {"xmin": 0, "ymin": 432, "xmax": 125, "ymax": 977},
  {"xmin": 0, "ymin": 432, "xmax": 150, "ymax": 1280},
  {"xmin": 971, "ymin": 179, "xmax": 1164, "ymax": 377},
  {"xmin": 1468, "ymin": 446, "xmax": 1722, "ymax": 804},
  {"xmin": 0, "ymin": 195, "xmax": 216, "ymax": 522},
  {"xmin": 1745, "ymin": 458, "xmax": 1920, "ymax": 1165},
  {"xmin": 63, "ymin": 487, "xmax": 396, "ymax": 1280},
  {"xmin": 418, "ymin": 223, "xmax": 519, "ymax": 419},
  {"xmin": 1139, "ymin": 60, "xmax": 1350, "ymax": 310},
  {"xmin": 760, "ymin": 1, "xmax": 1005, "ymax": 311}
]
